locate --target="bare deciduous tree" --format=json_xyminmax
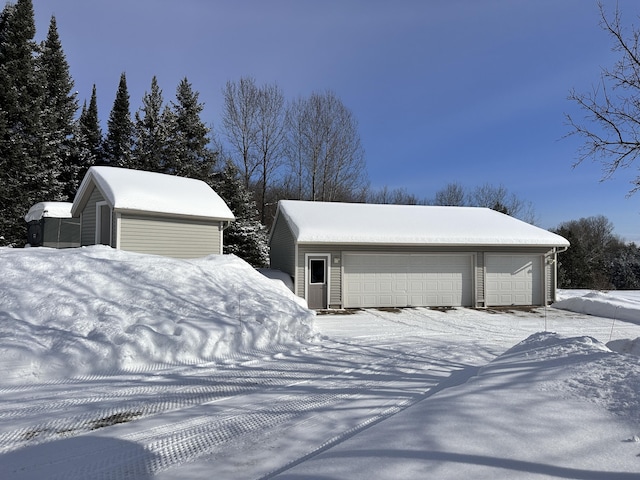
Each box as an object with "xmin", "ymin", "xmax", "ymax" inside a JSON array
[
  {"xmin": 367, "ymin": 186, "xmax": 423, "ymax": 205},
  {"xmin": 469, "ymin": 183, "xmax": 537, "ymax": 224},
  {"xmin": 255, "ymin": 82, "xmax": 286, "ymax": 223},
  {"xmin": 433, "ymin": 182, "xmax": 466, "ymax": 206},
  {"xmin": 283, "ymin": 90, "xmax": 368, "ymax": 202},
  {"xmin": 222, "ymin": 77, "xmax": 260, "ymax": 188},
  {"xmin": 221, "ymin": 77, "xmax": 287, "ymax": 222},
  {"xmin": 566, "ymin": 2, "xmax": 640, "ymax": 194}
]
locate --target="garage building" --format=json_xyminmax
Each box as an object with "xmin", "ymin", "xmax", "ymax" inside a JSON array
[{"xmin": 268, "ymin": 200, "xmax": 569, "ymax": 309}]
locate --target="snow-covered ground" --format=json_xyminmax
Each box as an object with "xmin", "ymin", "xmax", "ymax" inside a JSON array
[{"xmin": 1, "ymin": 247, "xmax": 640, "ymax": 479}]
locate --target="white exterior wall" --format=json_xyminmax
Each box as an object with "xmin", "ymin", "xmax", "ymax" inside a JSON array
[{"xmin": 118, "ymin": 213, "xmax": 223, "ymax": 259}]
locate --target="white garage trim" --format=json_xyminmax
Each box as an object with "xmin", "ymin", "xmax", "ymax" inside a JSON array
[
  {"xmin": 485, "ymin": 254, "xmax": 543, "ymax": 306},
  {"xmin": 343, "ymin": 253, "xmax": 474, "ymax": 308}
]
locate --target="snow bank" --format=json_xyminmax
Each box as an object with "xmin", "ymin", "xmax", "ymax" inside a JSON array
[
  {"xmin": 554, "ymin": 289, "xmax": 640, "ymax": 357},
  {"xmin": 257, "ymin": 268, "xmax": 296, "ymax": 293},
  {"xmin": 485, "ymin": 332, "xmax": 640, "ymax": 422},
  {"xmin": 0, "ymin": 247, "xmax": 316, "ymax": 383},
  {"xmin": 280, "ymin": 331, "xmax": 640, "ymax": 479},
  {"xmin": 554, "ymin": 289, "xmax": 640, "ymax": 324}
]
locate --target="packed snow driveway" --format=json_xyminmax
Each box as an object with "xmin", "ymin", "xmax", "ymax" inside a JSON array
[
  {"xmin": 3, "ymin": 306, "xmax": 639, "ymax": 479},
  {"xmin": 0, "ymin": 316, "xmax": 460, "ymax": 480}
]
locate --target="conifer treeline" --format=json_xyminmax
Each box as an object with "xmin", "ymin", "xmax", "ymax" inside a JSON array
[{"xmin": 0, "ymin": 0, "xmax": 268, "ymax": 265}]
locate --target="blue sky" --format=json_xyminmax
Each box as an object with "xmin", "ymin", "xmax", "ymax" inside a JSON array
[{"xmin": 32, "ymin": 0, "xmax": 640, "ymax": 241}]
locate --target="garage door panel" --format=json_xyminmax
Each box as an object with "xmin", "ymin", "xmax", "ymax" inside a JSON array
[
  {"xmin": 379, "ymin": 281, "xmax": 393, "ymax": 294},
  {"xmin": 344, "ymin": 254, "xmax": 472, "ymax": 308},
  {"xmin": 486, "ymin": 255, "xmax": 541, "ymax": 306},
  {"xmin": 440, "ymin": 295, "xmax": 455, "ymax": 305},
  {"xmin": 363, "ymin": 282, "xmax": 377, "ymax": 293}
]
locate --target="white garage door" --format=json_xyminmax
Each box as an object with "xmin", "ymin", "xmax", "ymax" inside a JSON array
[
  {"xmin": 485, "ymin": 255, "xmax": 542, "ymax": 306},
  {"xmin": 343, "ymin": 254, "xmax": 473, "ymax": 308}
]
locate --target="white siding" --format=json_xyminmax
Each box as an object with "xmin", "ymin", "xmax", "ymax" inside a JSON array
[{"xmin": 119, "ymin": 214, "xmax": 222, "ymax": 259}]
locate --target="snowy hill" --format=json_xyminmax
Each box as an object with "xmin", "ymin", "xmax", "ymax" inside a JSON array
[{"xmin": 0, "ymin": 246, "xmax": 316, "ymax": 383}]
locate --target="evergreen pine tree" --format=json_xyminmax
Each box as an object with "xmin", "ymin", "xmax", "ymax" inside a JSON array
[
  {"xmin": 63, "ymin": 86, "xmax": 102, "ymax": 200},
  {"xmin": 210, "ymin": 161, "xmax": 269, "ymax": 267},
  {"xmin": 103, "ymin": 72, "xmax": 133, "ymax": 167},
  {"xmin": 609, "ymin": 242, "xmax": 640, "ymax": 289},
  {"xmin": 133, "ymin": 76, "xmax": 169, "ymax": 172},
  {"xmin": 65, "ymin": 115, "xmax": 93, "ymax": 199},
  {"xmin": 0, "ymin": 0, "xmax": 43, "ymax": 245},
  {"xmin": 39, "ymin": 15, "xmax": 78, "ymax": 201},
  {"xmin": 166, "ymin": 77, "xmax": 215, "ymax": 179},
  {"xmin": 79, "ymin": 85, "xmax": 103, "ymax": 165}
]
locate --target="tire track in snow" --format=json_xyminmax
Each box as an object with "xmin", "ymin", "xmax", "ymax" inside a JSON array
[
  {"xmin": 0, "ymin": 340, "xmax": 423, "ymax": 451},
  {"xmin": 1, "ymin": 340, "xmax": 439, "ymax": 479}
]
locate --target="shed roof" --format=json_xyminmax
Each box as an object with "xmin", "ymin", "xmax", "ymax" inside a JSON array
[
  {"xmin": 71, "ymin": 167, "xmax": 235, "ymax": 221},
  {"xmin": 24, "ymin": 202, "xmax": 73, "ymax": 222},
  {"xmin": 273, "ymin": 200, "xmax": 569, "ymax": 247}
]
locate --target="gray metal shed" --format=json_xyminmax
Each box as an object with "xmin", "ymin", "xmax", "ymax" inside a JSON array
[{"xmin": 24, "ymin": 202, "xmax": 80, "ymax": 248}]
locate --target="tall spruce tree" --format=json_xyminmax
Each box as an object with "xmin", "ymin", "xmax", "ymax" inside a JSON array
[
  {"xmin": 210, "ymin": 161, "xmax": 269, "ymax": 267},
  {"xmin": 103, "ymin": 72, "xmax": 133, "ymax": 167},
  {"xmin": 64, "ymin": 85, "xmax": 102, "ymax": 200},
  {"xmin": 166, "ymin": 77, "xmax": 215, "ymax": 179},
  {"xmin": 39, "ymin": 15, "xmax": 78, "ymax": 201},
  {"xmin": 66, "ymin": 115, "xmax": 92, "ymax": 199},
  {"xmin": 133, "ymin": 76, "xmax": 169, "ymax": 172},
  {"xmin": 79, "ymin": 85, "xmax": 103, "ymax": 165},
  {"xmin": 0, "ymin": 0, "xmax": 43, "ymax": 245}
]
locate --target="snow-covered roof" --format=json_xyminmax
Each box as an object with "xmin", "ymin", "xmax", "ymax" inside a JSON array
[
  {"xmin": 275, "ymin": 200, "xmax": 569, "ymax": 247},
  {"xmin": 24, "ymin": 202, "xmax": 73, "ymax": 222},
  {"xmin": 72, "ymin": 166, "xmax": 235, "ymax": 221}
]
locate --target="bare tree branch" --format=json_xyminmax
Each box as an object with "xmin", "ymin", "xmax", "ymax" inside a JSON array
[{"xmin": 566, "ymin": 2, "xmax": 640, "ymax": 193}]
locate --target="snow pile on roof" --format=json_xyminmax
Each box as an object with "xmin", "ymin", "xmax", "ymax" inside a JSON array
[
  {"xmin": 0, "ymin": 246, "xmax": 315, "ymax": 383},
  {"xmin": 24, "ymin": 202, "xmax": 73, "ymax": 222},
  {"xmin": 73, "ymin": 166, "xmax": 235, "ymax": 220},
  {"xmin": 553, "ymin": 289, "xmax": 640, "ymax": 324},
  {"xmin": 275, "ymin": 200, "xmax": 569, "ymax": 246}
]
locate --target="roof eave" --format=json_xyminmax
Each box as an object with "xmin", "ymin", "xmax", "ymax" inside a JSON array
[
  {"xmin": 295, "ymin": 239, "xmax": 570, "ymax": 248},
  {"xmin": 113, "ymin": 207, "xmax": 235, "ymax": 223}
]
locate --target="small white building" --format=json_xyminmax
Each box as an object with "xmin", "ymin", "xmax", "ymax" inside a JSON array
[
  {"xmin": 269, "ymin": 200, "xmax": 570, "ymax": 309},
  {"xmin": 71, "ymin": 166, "xmax": 235, "ymax": 259}
]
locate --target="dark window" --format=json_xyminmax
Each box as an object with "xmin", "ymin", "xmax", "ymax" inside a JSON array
[{"xmin": 310, "ymin": 259, "xmax": 325, "ymax": 284}]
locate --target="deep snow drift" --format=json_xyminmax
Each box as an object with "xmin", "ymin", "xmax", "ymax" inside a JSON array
[
  {"xmin": 276, "ymin": 329, "xmax": 640, "ymax": 479},
  {"xmin": 2, "ymin": 247, "xmax": 640, "ymax": 478},
  {"xmin": 555, "ymin": 289, "xmax": 640, "ymax": 324},
  {"xmin": 0, "ymin": 246, "xmax": 315, "ymax": 383}
]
